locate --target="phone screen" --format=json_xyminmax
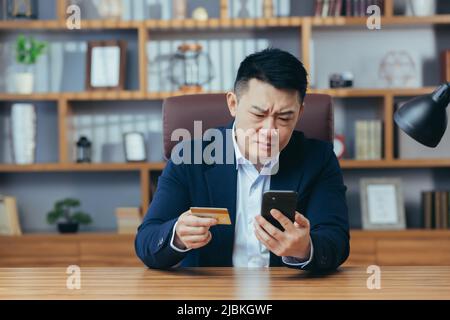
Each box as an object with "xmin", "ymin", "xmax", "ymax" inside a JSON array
[{"xmin": 261, "ymin": 190, "xmax": 298, "ymax": 231}]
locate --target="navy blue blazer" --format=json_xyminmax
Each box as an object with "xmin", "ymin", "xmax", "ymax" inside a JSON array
[{"xmin": 135, "ymin": 122, "xmax": 350, "ymax": 270}]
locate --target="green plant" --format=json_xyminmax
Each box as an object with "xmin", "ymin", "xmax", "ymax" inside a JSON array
[
  {"xmin": 46, "ymin": 198, "xmax": 93, "ymax": 225},
  {"xmin": 15, "ymin": 35, "xmax": 47, "ymax": 65}
]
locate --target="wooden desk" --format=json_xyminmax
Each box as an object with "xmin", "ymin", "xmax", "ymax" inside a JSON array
[{"xmin": 0, "ymin": 266, "xmax": 449, "ymax": 300}]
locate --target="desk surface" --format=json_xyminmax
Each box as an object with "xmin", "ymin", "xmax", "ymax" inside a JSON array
[{"xmin": 0, "ymin": 266, "xmax": 449, "ymax": 300}]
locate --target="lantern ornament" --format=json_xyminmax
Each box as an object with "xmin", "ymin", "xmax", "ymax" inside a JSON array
[
  {"xmin": 169, "ymin": 43, "xmax": 214, "ymax": 93},
  {"xmin": 76, "ymin": 136, "xmax": 92, "ymax": 163}
]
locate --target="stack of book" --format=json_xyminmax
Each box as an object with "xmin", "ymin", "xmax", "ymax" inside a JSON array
[
  {"xmin": 422, "ymin": 191, "xmax": 450, "ymax": 229},
  {"xmin": 0, "ymin": 195, "xmax": 22, "ymax": 236},
  {"xmin": 355, "ymin": 120, "xmax": 383, "ymax": 160},
  {"xmin": 116, "ymin": 207, "xmax": 142, "ymax": 234},
  {"xmin": 314, "ymin": 0, "xmax": 385, "ymax": 17}
]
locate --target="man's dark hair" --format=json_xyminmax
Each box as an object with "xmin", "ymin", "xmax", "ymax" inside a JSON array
[{"xmin": 233, "ymin": 47, "xmax": 308, "ymax": 103}]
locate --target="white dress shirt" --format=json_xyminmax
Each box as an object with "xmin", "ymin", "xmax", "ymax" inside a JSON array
[{"xmin": 171, "ymin": 123, "xmax": 313, "ymax": 268}]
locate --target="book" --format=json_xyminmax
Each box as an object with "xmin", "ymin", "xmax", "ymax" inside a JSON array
[
  {"xmin": 274, "ymin": 0, "xmax": 291, "ymax": 17},
  {"xmin": 346, "ymin": 0, "xmax": 352, "ymax": 16},
  {"xmin": 422, "ymin": 191, "xmax": 433, "ymax": 229},
  {"xmin": 355, "ymin": 120, "xmax": 364, "ymax": 159},
  {"xmin": 434, "ymin": 191, "xmax": 441, "ymax": 229},
  {"xmin": 360, "ymin": 0, "xmax": 365, "ymax": 16},
  {"xmin": 315, "ymin": 0, "xmax": 324, "ymax": 17},
  {"xmin": 0, "ymin": 195, "xmax": 22, "ymax": 236},
  {"xmin": 448, "ymin": 192, "xmax": 450, "ymax": 228},
  {"xmin": 355, "ymin": 120, "xmax": 382, "ymax": 160},
  {"xmin": 442, "ymin": 191, "xmax": 449, "ymax": 229},
  {"xmin": 322, "ymin": 0, "xmax": 330, "ymax": 17},
  {"xmin": 328, "ymin": 0, "xmax": 336, "ymax": 17},
  {"xmin": 442, "ymin": 50, "xmax": 450, "ymax": 83},
  {"xmin": 352, "ymin": 0, "xmax": 359, "ymax": 16},
  {"xmin": 334, "ymin": 0, "xmax": 343, "ymax": 16},
  {"xmin": 372, "ymin": 120, "xmax": 382, "ymax": 159}
]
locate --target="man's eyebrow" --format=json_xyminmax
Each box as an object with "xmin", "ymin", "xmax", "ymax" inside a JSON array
[
  {"xmin": 250, "ymin": 105, "xmax": 268, "ymax": 113},
  {"xmin": 277, "ymin": 110, "xmax": 295, "ymax": 115},
  {"xmin": 251, "ymin": 105, "xmax": 296, "ymax": 115}
]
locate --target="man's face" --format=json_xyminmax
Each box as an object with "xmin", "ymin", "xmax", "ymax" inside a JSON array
[{"xmin": 227, "ymin": 78, "xmax": 304, "ymax": 165}]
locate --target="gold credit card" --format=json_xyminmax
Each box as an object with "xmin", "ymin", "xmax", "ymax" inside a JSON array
[{"xmin": 190, "ymin": 207, "xmax": 232, "ymax": 225}]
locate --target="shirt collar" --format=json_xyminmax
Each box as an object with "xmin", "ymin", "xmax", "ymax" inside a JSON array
[{"xmin": 231, "ymin": 121, "xmax": 280, "ymax": 174}]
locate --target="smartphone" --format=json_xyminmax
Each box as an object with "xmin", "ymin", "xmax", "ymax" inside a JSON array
[{"xmin": 261, "ymin": 190, "xmax": 298, "ymax": 231}]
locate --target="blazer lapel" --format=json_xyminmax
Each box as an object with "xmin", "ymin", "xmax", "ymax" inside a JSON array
[
  {"xmin": 269, "ymin": 133, "xmax": 306, "ymax": 267},
  {"xmin": 204, "ymin": 125, "xmax": 237, "ymax": 265}
]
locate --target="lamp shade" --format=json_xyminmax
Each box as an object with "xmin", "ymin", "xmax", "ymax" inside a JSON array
[{"xmin": 394, "ymin": 83, "xmax": 450, "ymax": 148}]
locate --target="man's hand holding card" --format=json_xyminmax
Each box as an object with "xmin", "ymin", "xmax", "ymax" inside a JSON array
[{"xmin": 173, "ymin": 207, "xmax": 231, "ymax": 250}]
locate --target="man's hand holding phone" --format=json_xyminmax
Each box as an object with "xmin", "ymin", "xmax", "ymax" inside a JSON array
[{"xmin": 254, "ymin": 209, "xmax": 311, "ymax": 260}]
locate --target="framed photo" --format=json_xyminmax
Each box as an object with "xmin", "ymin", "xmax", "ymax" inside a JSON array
[
  {"xmin": 86, "ymin": 40, "xmax": 127, "ymax": 90},
  {"xmin": 360, "ymin": 178, "xmax": 406, "ymax": 230},
  {"xmin": 123, "ymin": 132, "xmax": 147, "ymax": 162}
]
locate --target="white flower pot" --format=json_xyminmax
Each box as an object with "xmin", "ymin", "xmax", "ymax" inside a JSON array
[
  {"xmin": 407, "ymin": 0, "xmax": 436, "ymax": 16},
  {"xmin": 14, "ymin": 72, "xmax": 34, "ymax": 94}
]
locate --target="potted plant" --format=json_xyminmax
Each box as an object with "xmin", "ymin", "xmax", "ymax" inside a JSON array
[
  {"xmin": 46, "ymin": 198, "xmax": 93, "ymax": 233},
  {"xmin": 14, "ymin": 35, "xmax": 47, "ymax": 94}
]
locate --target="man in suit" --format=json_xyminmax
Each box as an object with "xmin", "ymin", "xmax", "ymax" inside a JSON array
[{"xmin": 135, "ymin": 48, "xmax": 349, "ymax": 270}]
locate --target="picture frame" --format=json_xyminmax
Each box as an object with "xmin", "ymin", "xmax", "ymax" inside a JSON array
[
  {"xmin": 7, "ymin": 0, "xmax": 38, "ymax": 20},
  {"xmin": 360, "ymin": 178, "xmax": 406, "ymax": 230},
  {"xmin": 86, "ymin": 40, "xmax": 127, "ymax": 91},
  {"xmin": 123, "ymin": 132, "xmax": 147, "ymax": 162}
]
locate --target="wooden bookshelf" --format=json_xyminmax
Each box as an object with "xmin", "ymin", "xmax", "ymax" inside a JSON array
[{"xmin": 1, "ymin": 0, "xmax": 450, "ymax": 247}]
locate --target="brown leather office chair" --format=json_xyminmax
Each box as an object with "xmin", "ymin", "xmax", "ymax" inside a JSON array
[{"xmin": 162, "ymin": 93, "xmax": 334, "ymax": 159}]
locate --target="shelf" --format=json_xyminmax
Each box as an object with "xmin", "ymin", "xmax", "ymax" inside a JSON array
[
  {"xmin": 144, "ymin": 17, "xmax": 304, "ymax": 30},
  {"xmin": 0, "ymin": 88, "xmax": 436, "ymax": 102},
  {"xmin": 0, "ymin": 20, "xmax": 63, "ymax": 30},
  {"xmin": 2, "ymin": 159, "xmax": 450, "ymax": 172},
  {"xmin": 311, "ymin": 15, "xmax": 450, "ymax": 27},
  {"xmin": 0, "ymin": 93, "xmax": 63, "ymax": 101},
  {"xmin": 0, "ymin": 162, "xmax": 166, "ymax": 173},
  {"xmin": 309, "ymin": 87, "xmax": 436, "ymax": 97},
  {"xmin": 65, "ymin": 91, "xmax": 146, "ymax": 101},
  {"xmin": 0, "ymin": 91, "xmax": 145, "ymax": 101},
  {"xmin": 350, "ymin": 229, "xmax": 450, "ymax": 238},
  {"xmin": 340, "ymin": 159, "xmax": 450, "ymax": 169},
  {"xmin": 2, "ymin": 15, "xmax": 450, "ymax": 31}
]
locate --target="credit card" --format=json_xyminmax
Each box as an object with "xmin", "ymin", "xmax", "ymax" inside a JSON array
[{"xmin": 190, "ymin": 207, "xmax": 231, "ymax": 225}]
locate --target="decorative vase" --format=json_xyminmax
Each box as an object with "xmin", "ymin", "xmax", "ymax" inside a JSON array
[
  {"xmin": 11, "ymin": 103, "xmax": 36, "ymax": 164},
  {"xmin": 406, "ymin": 0, "xmax": 436, "ymax": 16},
  {"xmin": 57, "ymin": 222, "xmax": 79, "ymax": 234},
  {"xmin": 14, "ymin": 71, "xmax": 34, "ymax": 94}
]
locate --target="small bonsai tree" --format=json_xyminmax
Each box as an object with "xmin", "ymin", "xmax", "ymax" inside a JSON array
[
  {"xmin": 15, "ymin": 35, "xmax": 47, "ymax": 66},
  {"xmin": 47, "ymin": 198, "xmax": 93, "ymax": 226}
]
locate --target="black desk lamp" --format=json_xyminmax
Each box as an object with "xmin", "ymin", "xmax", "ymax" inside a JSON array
[{"xmin": 394, "ymin": 83, "xmax": 450, "ymax": 147}]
